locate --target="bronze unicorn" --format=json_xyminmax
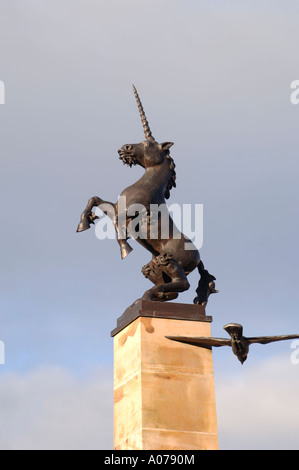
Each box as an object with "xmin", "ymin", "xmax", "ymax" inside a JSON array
[{"xmin": 76, "ymin": 86, "xmax": 217, "ymax": 305}]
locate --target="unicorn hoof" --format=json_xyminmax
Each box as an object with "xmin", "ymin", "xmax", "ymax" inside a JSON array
[
  {"xmin": 76, "ymin": 222, "xmax": 90, "ymax": 232},
  {"xmin": 120, "ymin": 242, "xmax": 133, "ymax": 259},
  {"xmin": 76, "ymin": 216, "xmax": 91, "ymax": 232}
]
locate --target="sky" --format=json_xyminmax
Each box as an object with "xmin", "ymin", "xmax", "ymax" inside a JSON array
[{"xmin": 0, "ymin": 0, "xmax": 299, "ymax": 450}]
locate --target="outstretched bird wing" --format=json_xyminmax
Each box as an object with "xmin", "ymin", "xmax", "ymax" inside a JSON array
[
  {"xmin": 165, "ymin": 336, "xmax": 231, "ymax": 349},
  {"xmin": 246, "ymin": 334, "xmax": 299, "ymax": 345}
]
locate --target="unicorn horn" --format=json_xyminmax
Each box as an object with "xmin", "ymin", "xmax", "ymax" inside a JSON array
[{"xmin": 132, "ymin": 85, "xmax": 155, "ymax": 141}]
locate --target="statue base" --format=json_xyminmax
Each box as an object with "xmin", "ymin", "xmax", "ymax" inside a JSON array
[{"xmin": 111, "ymin": 300, "xmax": 219, "ymax": 450}]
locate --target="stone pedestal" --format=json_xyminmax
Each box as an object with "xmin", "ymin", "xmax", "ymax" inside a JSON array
[{"xmin": 111, "ymin": 300, "xmax": 219, "ymax": 450}]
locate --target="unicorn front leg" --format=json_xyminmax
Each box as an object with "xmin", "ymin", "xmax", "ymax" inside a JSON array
[
  {"xmin": 76, "ymin": 196, "xmax": 102, "ymax": 232},
  {"xmin": 114, "ymin": 217, "xmax": 133, "ymax": 259},
  {"xmin": 76, "ymin": 196, "xmax": 133, "ymax": 259}
]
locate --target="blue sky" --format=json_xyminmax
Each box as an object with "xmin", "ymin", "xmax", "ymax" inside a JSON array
[{"xmin": 0, "ymin": 0, "xmax": 299, "ymax": 449}]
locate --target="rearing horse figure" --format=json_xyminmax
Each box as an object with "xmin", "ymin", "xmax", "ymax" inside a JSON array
[{"xmin": 77, "ymin": 86, "xmax": 218, "ymax": 305}]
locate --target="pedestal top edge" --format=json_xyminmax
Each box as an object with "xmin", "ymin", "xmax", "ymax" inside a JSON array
[{"xmin": 111, "ymin": 300, "xmax": 213, "ymax": 337}]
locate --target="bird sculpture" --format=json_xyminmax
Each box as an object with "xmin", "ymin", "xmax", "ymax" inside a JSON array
[{"xmin": 166, "ymin": 323, "xmax": 299, "ymax": 364}]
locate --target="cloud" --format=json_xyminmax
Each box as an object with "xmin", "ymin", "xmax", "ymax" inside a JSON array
[
  {"xmin": 215, "ymin": 354, "xmax": 299, "ymax": 450},
  {"xmin": 0, "ymin": 366, "xmax": 113, "ymax": 450},
  {"xmin": 0, "ymin": 0, "xmax": 298, "ymax": 451},
  {"xmin": 0, "ymin": 355, "xmax": 298, "ymax": 450}
]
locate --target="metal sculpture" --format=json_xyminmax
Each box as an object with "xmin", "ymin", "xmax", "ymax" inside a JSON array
[
  {"xmin": 166, "ymin": 323, "xmax": 299, "ymax": 364},
  {"xmin": 77, "ymin": 86, "xmax": 217, "ymax": 305}
]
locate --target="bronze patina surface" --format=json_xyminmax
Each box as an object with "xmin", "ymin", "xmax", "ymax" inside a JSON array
[
  {"xmin": 166, "ymin": 323, "xmax": 299, "ymax": 364},
  {"xmin": 77, "ymin": 86, "xmax": 217, "ymax": 306}
]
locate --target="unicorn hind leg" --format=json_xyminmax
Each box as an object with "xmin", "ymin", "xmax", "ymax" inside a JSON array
[{"xmin": 141, "ymin": 253, "xmax": 190, "ymax": 302}]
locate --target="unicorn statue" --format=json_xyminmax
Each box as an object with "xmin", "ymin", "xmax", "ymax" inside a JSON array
[{"xmin": 77, "ymin": 86, "xmax": 217, "ymax": 305}]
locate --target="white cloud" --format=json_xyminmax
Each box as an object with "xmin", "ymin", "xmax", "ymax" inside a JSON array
[
  {"xmin": 0, "ymin": 0, "xmax": 298, "ymax": 451},
  {"xmin": 0, "ymin": 366, "xmax": 113, "ymax": 450},
  {"xmin": 215, "ymin": 354, "xmax": 299, "ymax": 449},
  {"xmin": 0, "ymin": 356, "xmax": 298, "ymax": 450}
]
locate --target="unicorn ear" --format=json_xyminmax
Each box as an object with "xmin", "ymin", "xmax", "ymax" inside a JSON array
[{"xmin": 160, "ymin": 142, "xmax": 174, "ymax": 152}]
